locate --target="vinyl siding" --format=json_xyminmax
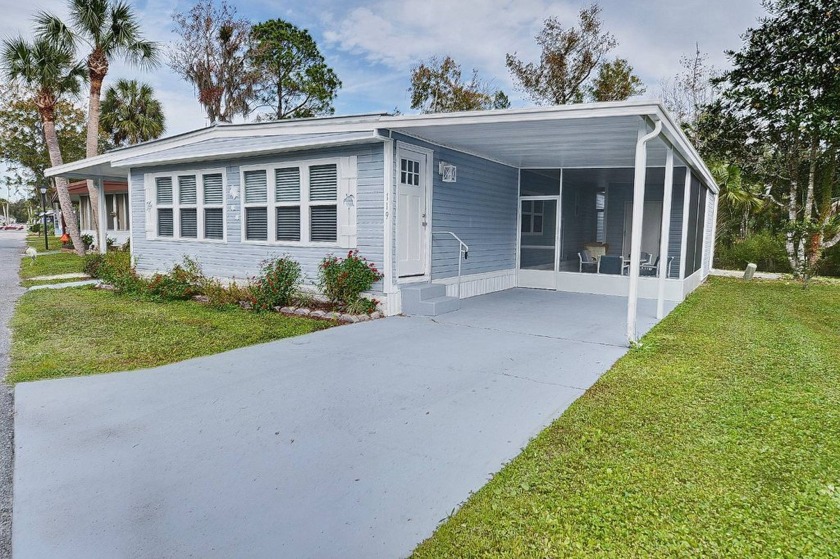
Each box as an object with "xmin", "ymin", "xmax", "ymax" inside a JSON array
[
  {"xmin": 130, "ymin": 143, "xmax": 385, "ymax": 288},
  {"xmin": 388, "ymin": 134, "xmax": 519, "ymax": 281}
]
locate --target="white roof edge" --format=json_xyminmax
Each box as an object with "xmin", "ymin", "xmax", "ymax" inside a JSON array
[
  {"xmin": 46, "ymin": 100, "xmax": 716, "ymax": 193},
  {"xmin": 110, "ymin": 131, "xmax": 386, "ymax": 169}
]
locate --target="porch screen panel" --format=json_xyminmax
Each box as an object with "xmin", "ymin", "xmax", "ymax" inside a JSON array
[
  {"xmin": 684, "ymin": 176, "xmax": 700, "ymax": 275},
  {"xmin": 519, "ymin": 199, "xmax": 557, "ymax": 270}
]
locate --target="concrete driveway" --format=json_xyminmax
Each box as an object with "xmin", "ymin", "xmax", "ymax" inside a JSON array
[{"xmin": 13, "ymin": 289, "xmax": 671, "ymax": 558}]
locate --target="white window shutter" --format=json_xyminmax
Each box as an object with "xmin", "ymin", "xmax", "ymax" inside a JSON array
[
  {"xmin": 337, "ymin": 156, "xmax": 358, "ymax": 248},
  {"xmin": 144, "ymin": 174, "xmax": 155, "ymax": 240}
]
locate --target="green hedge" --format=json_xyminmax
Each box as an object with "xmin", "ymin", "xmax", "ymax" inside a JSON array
[{"xmin": 714, "ymin": 232, "xmax": 792, "ymax": 273}]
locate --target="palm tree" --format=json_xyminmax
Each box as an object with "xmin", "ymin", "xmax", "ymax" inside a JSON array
[
  {"xmin": 2, "ymin": 36, "xmax": 87, "ymax": 255},
  {"xmin": 101, "ymin": 79, "xmax": 165, "ymax": 147},
  {"xmin": 711, "ymin": 161, "xmax": 764, "ymax": 240},
  {"xmin": 38, "ymin": 0, "xmax": 158, "ymax": 245}
]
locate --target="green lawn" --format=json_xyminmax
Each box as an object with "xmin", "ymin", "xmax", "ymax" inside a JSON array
[
  {"xmin": 18, "ymin": 251, "xmax": 85, "ymax": 285},
  {"xmin": 8, "ymin": 287, "xmax": 331, "ymax": 383},
  {"xmin": 413, "ymin": 277, "xmax": 840, "ymax": 558},
  {"xmin": 25, "ymin": 233, "xmax": 62, "ymax": 250}
]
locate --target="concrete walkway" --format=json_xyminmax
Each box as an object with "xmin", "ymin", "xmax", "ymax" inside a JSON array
[
  {"xmin": 0, "ymin": 230, "xmax": 26, "ymax": 559},
  {"xmin": 13, "ymin": 289, "xmax": 672, "ymax": 558}
]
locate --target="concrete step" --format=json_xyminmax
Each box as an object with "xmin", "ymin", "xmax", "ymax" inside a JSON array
[
  {"xmin": 400, "ymin": 282, "xmax": 447, "ymax": 304},
  {"xmin": 400, "ymin": 283, "xmax": 460, "ymax": 316}
]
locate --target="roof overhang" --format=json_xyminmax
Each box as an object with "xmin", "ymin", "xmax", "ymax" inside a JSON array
[{"xmin": 45, "ymin": 101, "xmax": 717, "ymax": 193}]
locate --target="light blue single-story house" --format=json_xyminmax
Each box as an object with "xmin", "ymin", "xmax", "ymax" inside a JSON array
[{"xmin": 46, "ymin": 101, "xmax": 718, "ymax": 342}]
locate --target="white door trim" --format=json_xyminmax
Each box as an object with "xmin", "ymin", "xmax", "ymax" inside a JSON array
[{"xmin": 395, "ymin": 141, "xmax": 434, "ymax": 282}]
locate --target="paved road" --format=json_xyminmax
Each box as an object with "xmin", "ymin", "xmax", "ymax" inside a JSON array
[
  {"xmin": 0, "ymin": 230, "xmax": 25, "ymax": 559},
  {"xmin": 13, "ymin": 289, "xmax": 670, "ymax": 558}
]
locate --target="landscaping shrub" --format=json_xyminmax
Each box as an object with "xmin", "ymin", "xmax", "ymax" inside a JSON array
[
  {"xmin": 145, "ymin": 257, "xmax": 205, "ymax": 301},
  {"xmin": 81, "ymin": 234, "xmax": 94, "ymax": 250},
  {"xmin": 250, "ymin": 256, "xmax": 302, "ymax": 311},
  {"xmin": 85, "ymin": 251, "xmax": 145, "ymax": 294},
  {"xmin": 714, "ymin": 232, "xmax": 792, "ymax": 273},
  {"xmin": 318, "ymin": 250, "xmax": 382, "ymax": 311},
  {"xmin": 202, "ymin": 278, "xmax": 255, "ymax": 309}
]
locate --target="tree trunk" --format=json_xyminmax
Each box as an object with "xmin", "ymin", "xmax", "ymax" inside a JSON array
[
  {"xmin": 85, "ymin": 57, "xmax": 107, "ymax": 248},
  {"xmin": 41, "ymin": 112, "xmax": 85, "ymax": 255}
]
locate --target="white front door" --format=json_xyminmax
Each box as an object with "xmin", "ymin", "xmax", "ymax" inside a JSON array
[{"xmin": 397, "ymin": 149, "xmax": 428, "ymax": 277}]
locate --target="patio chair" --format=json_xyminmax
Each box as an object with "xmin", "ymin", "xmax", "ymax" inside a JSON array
[
  {"xmin": 578, "ymin": 250, "xmax": 599, "ymax": 273},
  {"xmin": 598, "ymin": 255, "xmax": 625, "ymax": 275},
  {"xmin": 640, "ymin": 256, "xmax": 675, "ymax": 277}
]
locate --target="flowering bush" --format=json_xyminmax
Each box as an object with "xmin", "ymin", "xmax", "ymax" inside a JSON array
[
  {"xmin": 318, "ymin": 250, "xmax": 383, "ymax": 311},
  {"xmin": 251, "ymin": 256, "xmax": 303, "ymax": 311}
]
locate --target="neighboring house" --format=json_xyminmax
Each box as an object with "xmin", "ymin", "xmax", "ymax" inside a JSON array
[
  {"xmin": 67, "ymin": 180, "xmax": 131, "ymax": 246},
  {"xmin": 46, "ymin": 101, "xmax": 719, "ymax": 341}
]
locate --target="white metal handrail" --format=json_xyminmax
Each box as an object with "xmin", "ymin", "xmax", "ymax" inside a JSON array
[{"xmin": 433, "ymin": 230, "xmax": 469, "ymax": 299}]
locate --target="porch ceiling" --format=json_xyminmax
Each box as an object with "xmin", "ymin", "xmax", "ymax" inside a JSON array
[{"xmin": 387, "ymin": 115, "xmax": 687, "ymax": 169}]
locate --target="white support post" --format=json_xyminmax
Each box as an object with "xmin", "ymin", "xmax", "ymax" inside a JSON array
[
  {"xmin": 656, "ymin": 147, "xmax": 674, "ymax": 319},
  {"xmin": 679, "ymin": 166, "xmax": 692, "ymax": 279},
  {"xmin": 627, "ymin": 119, "xmax": 662, "ymax": 345},
  {"xmin": 97, "ymin": 178, "xmax": 107, "ymax": 254}
]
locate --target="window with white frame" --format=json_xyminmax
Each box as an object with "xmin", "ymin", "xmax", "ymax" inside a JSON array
[
  {"xmin": 153, "ymin": 171, "xmax": 225, "ymax": 240},
  {"xmin": 243, "ymin": 160, "xmax": 339, "ymax": 244},
  {"xmin": 521, "ymin": 200, "xmax": 544, "ymax": 235}
]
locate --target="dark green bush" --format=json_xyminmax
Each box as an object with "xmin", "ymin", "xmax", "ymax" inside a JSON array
[
  {"xmin": 145, "ymin": 257, "xmax": 204, "ymax": 301},
  {"xmin": 318, "ymin": 250, "xmax": 383, "ymax": 311},
  {"xmin": 29, "ymin": 223, "xmax": 40, "ymax": 234},
  {"xmin": 251, "ymin": 256, "xmax": 302, "ymax": 311},
  {"xmin": 85, "ymin": 251, "xmax": 145, "ymax": 293},
  {"xmin": 714, "ymin": 232, "xmax": 792, "ymax": 273},
  {"xmin": 816, "ymin": 244, "xmax": 840, "ymax": 277}
]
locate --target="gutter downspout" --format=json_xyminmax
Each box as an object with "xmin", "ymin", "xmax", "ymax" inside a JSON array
[{"xmin": 627, "ymin": 118, "xmax": 663, "ymax": 345}]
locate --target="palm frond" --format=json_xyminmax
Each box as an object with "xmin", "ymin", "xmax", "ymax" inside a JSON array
[
  {"xmin": 70, "ymin": 0, "xmax": 109, "ymax": 45},
  {"xmin": 34, "ymin": 12, "xmax": 79, "ymax": 50}
]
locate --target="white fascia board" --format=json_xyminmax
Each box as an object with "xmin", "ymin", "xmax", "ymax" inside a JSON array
[
  {"xmin": 110, "ymin": 132, "xmax": 386, "ymax": 169},
  {"xmin": 380, "ymin": 100, "xmax": 661, "ymax": 129}
]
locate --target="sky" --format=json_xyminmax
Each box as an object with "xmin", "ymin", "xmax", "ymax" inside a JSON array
[{"xmin": 1, "ymin": 0, "xmax": 766, "ymax": 197}]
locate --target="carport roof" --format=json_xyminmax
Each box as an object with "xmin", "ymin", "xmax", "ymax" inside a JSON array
[{"xmin": 45, "ymin": 100, "xmax": 717, "ymax": 193}]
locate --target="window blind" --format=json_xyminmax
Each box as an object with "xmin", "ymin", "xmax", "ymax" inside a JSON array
[
  {"xmin": 276, "ymin": 206, "xmax": 301, "ymax": 241},
  {"xmin": 156, "ymin": 177, "xmax": 173, "ymax": 204},
  {"xmin": 204, "ymin": 208, "xmax": 224, "ymax": 240},
  {"xmin": 180, "ymin": 208, "xmax": 197, "ymax": 238},
  {"xmin": 275, "ymin": 168, "xmax": 300, "ymax": 202},
  {"xmin": 203, "ymin": 174, "xmax": 224, "ymax": 205},
  {"xmin": 309, "ymin": 164, "xmax": 337, "ymax": 201},
  {"xmin": 179, "ymin": 176, "xmax": 197, "ymax": 205},
  {"xmin": 158, "ymin": 208, "xmax": 173, "ymax": 237},
  {"xmin": 244, "ymin": 170, "xmax": 268, "ymax": 203},
  {"xmin": 310, "ymin": 206, "xmax": 337, "ymax": 242},
  {"xmin": 245, "ymin": 207, "xmax": 268, "ymax": 240}
]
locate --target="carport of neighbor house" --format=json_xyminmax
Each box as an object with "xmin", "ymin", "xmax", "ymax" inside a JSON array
[{"xmin": 13, "ymin": 289, "xmax": 673, "ymax": 559}]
